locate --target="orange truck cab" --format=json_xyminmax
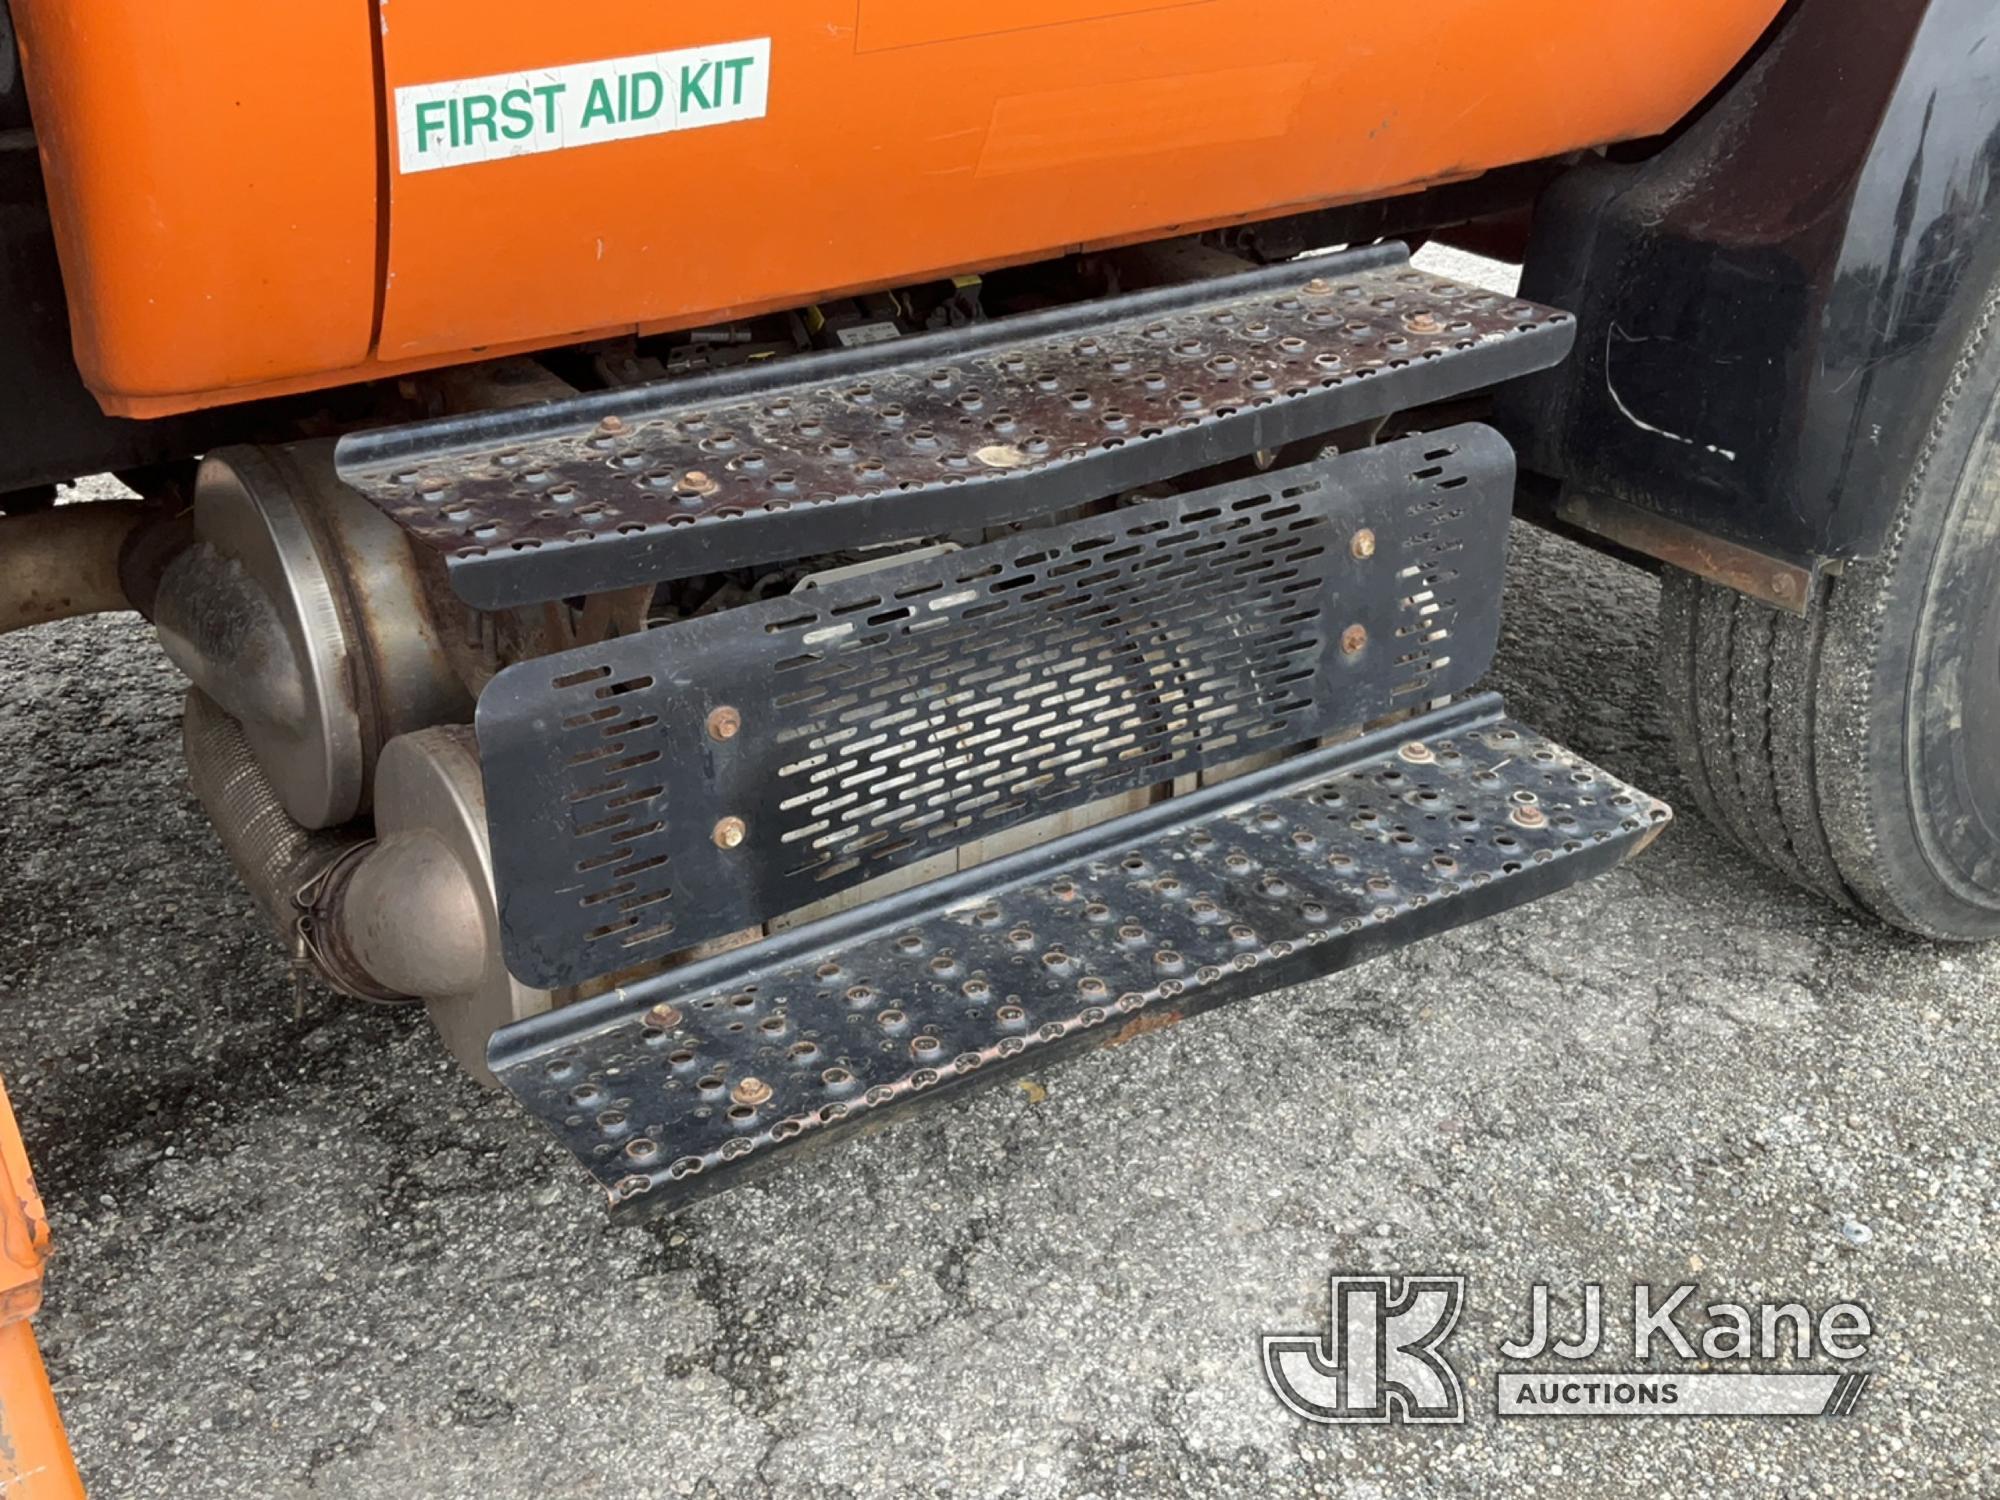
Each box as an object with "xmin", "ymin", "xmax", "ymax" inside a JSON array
[
  {"xmin": 4, "ymin": 0, "xmax": 2000, "ymax": 1483},
  {"xmin": 9, "ymin": 1, "xmax": 1779, "ymax": 416}
]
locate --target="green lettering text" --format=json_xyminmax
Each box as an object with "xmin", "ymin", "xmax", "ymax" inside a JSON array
[
  {"xmin": 721, "ymin": 56, "xmax": 753, "ymax": 107},
  {"xmin": 461, "ymin": 93, "xmax": 498, "ymax": 144},
  {"xmin": 533, "ymin": 82, "xmax": 567, "ymax": 134},
  {"xmin": 499, "ymin": 87, "xmax": 536, "ymax": 140},
  {"xmin": 629, "ymin": 70, "xmax": 664, "ymax": 121},
  {"xmin": 680, "ymin": 60, "xmax": 715, "ymax": 111},
  {"xmin": 414, "ymin": 99, "xmax": 448, "ymax": 154}
]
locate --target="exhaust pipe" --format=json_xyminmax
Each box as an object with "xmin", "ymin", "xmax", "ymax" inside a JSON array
[
  {"xmin": 181, "ymin": 689, "xmax": 550, "ymax": 1081},
  {"xmin": 180, "ymin": 689, "xmax": 395, "ymax": 993},
  {"xmin": 0, "ymin": 501, "xmax": 150, "ymax": 635}
]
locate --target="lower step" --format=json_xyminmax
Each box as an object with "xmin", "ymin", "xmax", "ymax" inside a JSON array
[{"xmin": 489, "ymin": 694, "xmax": 1669, "ymax": 1216}]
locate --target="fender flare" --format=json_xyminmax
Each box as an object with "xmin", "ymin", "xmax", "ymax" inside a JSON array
[{"xmin": 1503, "ymin": 0, "xmax": 2000, "ymax": 565}]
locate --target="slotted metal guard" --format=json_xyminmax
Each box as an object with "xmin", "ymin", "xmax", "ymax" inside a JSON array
[{"xmin": 478, "ymin": 427, "xmax": 1514, "ymax": 987}]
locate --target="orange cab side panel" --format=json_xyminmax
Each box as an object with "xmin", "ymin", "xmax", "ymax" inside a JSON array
[
  {"xmin": 376, "ymin": 0, "xmax": 1782, "ymax": 367},
  {"xmin": 8, "ymin": 0, "xmax": 380, "ymax": 400},
  {"xmin": 17, "ymin": 1, "xmax": 1784, "ymax": 418}
]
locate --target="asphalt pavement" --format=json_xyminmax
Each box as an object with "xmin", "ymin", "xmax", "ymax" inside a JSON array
[{"xmin": 1, "ymin": 270, "xmax": 1996, "ymax": 1497}]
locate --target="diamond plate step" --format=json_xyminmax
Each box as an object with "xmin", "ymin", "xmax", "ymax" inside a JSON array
[
  {"xmin": 481, "ymin": 427, "xmax": 1515, "ymax": 989},
  {"xmin": 489, "ymin": 695, "xmax": 1670, "ymax": 1217},
  {"xmin": 335, "ymin": 245, "xmax": 1574, "ymax": 608}
]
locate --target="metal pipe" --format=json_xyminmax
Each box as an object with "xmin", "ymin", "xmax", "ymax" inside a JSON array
[
  {"xmin": 180, "ymin": 688, "xmax": 364, "ymax": 953},
  {"xmin": 328, "ymin": 829, "xmax": 489, "ymax": 998},
  {"xmin": 0, "ymin": 501, "xmax": 144, "ymax": 634},
  {"xmin": 182, "ymin": 691, "xmax": 556, "ymax": 1077},
  {"xmin": 183, "ymin": 689, "xmax": 504, "ymax": 1014}
]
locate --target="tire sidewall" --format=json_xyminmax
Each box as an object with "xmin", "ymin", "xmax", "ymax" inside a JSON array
[{"xmin": 1819, "ymin": 291, "xmax": 2000, "ymax": 937}]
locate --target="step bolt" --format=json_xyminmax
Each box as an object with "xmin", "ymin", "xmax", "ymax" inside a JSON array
[
  {"xmin": 645, "ymin": 1003, "xmax": 682, "ymax": 1029},
  {"xmin": 730, "ymin": 1077, "xmax": 772, "ymax": 1108},
  {"xmin": 1510, "ymin": 804, "xmax": 1548, "ymax": 829},
  {"xmin": 1350, "ymin": 528, "xmax": 1376, "ymax": 560},
  {"xmin": 707, "ymin": 705, "xmax": 742, "ymax": 741},
  {"xmin": 1399, "ymin": 741, "xmax": 1435, "ymax": 765},
  {"xmin": 713, "ymin": 815, "xmax": 748, "ymax": 849},
  {"xmin": 1341, "ymin": 624, "xmax": 1368, "ymax": 655}
]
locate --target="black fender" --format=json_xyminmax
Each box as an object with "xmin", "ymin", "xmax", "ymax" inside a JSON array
[{"xmin": 1502, "ymin": 0, "xmax": 2000, "ymax": 566}]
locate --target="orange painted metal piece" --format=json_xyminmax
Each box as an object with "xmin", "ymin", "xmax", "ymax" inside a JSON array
[
  {"xmin": 0, "ymin": 1083, "xmax": 84, "ymax": 1500},
  {"xmin": 7, "ymin": 1, "xmax": 380, "ymax": 409},
  {"xmin": 13, "ymin": 1, "xmax": 1783, "ymax": 418}
]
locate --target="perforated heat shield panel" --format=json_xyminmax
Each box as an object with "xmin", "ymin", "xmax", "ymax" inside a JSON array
[{"xmin": 477, "ymin": 426, "xmax": 1514, "ymax": 987}]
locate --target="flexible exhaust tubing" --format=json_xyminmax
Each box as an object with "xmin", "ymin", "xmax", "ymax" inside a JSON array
[{"xmin": 180, "ymin": 688, "xmax": 411, "ymax": 1000}]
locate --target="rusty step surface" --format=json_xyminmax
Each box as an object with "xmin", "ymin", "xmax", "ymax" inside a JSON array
[
  {"xmin": 488, "ymin": 695, "xmax": 1670, "ymax": 1218},
  {"xmin": 479, "ymin": 428, "xmax": 1516, "ymax": 989},
  {"xmin": 335, "ymin": 244, "xmax": 1574, "ymax": 608}
]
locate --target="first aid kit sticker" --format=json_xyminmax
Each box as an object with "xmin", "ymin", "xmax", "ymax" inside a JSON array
[{"xmin": 394, "ymin": 39, "xmax": 771, "ymax": 174}]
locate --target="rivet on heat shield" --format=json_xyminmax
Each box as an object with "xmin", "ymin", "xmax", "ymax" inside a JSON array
[
  {"xmin": 1350, "ymin": 528, "xmax": 1376, "ymax": 560},
  {"xmin": 1341, "ymin": 624, "xmax": 1368, "ymax": 655},
  {"xmin": 706, "ymin": 705, "xmax": 742, "ymax": 741},
  {"xmin": 713, "ymin": 816, "xmax": 748, "ymax": 849},
  {"xmin": 730, "ymin": 1077, "xmax": 772, "ymax": 1108},
  {"xmin": 1399, "ymin": 741, "xmax": 1436, "ymax": 765},
  {"xmin": 1511, "ymin": 805, "xmax": 1549, "ymax": 830}
]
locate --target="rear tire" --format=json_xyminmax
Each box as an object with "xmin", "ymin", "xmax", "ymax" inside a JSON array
[{"xmin": 1659, "ymin": 290, "xmax": 2000, "ymax": 941}]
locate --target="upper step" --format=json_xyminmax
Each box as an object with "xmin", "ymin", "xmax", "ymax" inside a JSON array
[{"xmin": 335, "ymin": 245, "xmax": 1572, "ymax": 608}]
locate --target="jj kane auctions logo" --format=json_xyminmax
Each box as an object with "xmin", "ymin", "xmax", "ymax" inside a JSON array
[{"xmin": 1263, "ymin": 1277, "xmax": 1872, "ymax": 1422}]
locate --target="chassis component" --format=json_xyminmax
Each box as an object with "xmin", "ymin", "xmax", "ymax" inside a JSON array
[
  {"xmin": 335, "ymin": 248, "xmax": 1573, "ymax": 608},
  {"xmin": 0, "ymin": 500, "xmax": 146, "ymax": 635},
  {"xmin": 181, "ymin": 690, "xmax": 549, "ymax": 1081},
  {"xmin": 155, "ymin": 244, "xmax": 1679, "ymax": 1215},
  {"xmin": 154, "ymin": 444, "xmax": 470, "ymax": 829},
  {"xmin": 492, "ymin": 695, "xmax": 1669, "ymax": 1215},
  {"xmin": 481, "ymin": 427, "xmax": 1514, "ymax": 988}
]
